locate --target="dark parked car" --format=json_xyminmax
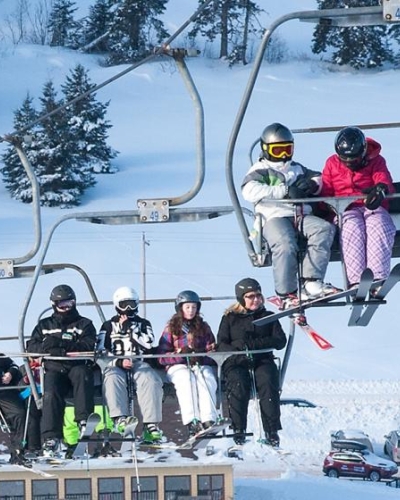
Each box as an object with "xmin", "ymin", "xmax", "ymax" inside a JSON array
[
  {"xmin": 384, "ymin": 430, "xmax": 400, "ymax": 463},
  {"xmin": 280, "ymin": 398, "xmax": 317, "ymax": 408},
  {"xmin": 323, "ymin": 450, "xmax": 398, "ymax": 482}
]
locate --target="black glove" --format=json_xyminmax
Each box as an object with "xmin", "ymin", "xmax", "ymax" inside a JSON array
[
  {"xmin": 231, "ymin": 340, "xmax": 246, "ymax": 351},
  {"xmin": 43, "ymin": 335, "xmax": 63, "ymax": 351},
  {"xmin": 292, "ymin": 176, "xmax": 318, "ymax": 195},
  {"xmin": 287, "ymin": 185, "xmax": 308, "ymax": 199},
  {"xmin": 362, "ymin": 183, "xmax": 388, "ymax": 210}
]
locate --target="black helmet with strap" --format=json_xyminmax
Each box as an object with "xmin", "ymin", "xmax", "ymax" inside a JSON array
[{"xmin": 235, "ymin": 278, "xmax": 262, "ymax": 306}]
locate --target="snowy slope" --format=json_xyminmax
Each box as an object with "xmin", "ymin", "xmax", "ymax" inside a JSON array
[{"xmin": 1, "ymin": 2, "xmax": 400, "ymax": 497}]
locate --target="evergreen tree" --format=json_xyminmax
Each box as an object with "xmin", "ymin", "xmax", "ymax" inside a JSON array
[
  {"xmin": 106, "ymin": 0, "xmax": 169, "ymax": 65},
  {"xmin": 1, "ymin": 95, "xmax": 42, "ymax": 203},
  {"xmin": 189, "ymin": 0, "xmax": 263, "ymax": 64},
  {"xmin": 312, "ymin": 0, "xmax": 393, "ymax": 69},
  {"xmin": 36, "ymin": 81, "xmax": 95, "ymax": 207},
  {"xmin": 81, "ymin": 0, "xmax": 116, "ymax": 53},
  {"xmin": 61, "ymin": 64, "xmax": 118, "ymax": 173},
  {"xmin": 388, "ymin": 23, "xmax": 400, "ymax": 68},
  {"xmin": 48, "ymin": 0, "xmax": 78, "ymax": 47}
]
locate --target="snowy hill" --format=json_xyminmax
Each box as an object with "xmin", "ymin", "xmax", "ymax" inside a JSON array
[{"xmin": 1, "ymin": 2, "xmax": 400, "ymax": 497}]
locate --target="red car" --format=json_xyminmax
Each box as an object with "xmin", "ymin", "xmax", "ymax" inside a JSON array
[{"xmin": 323, "ymin": 450, "xmax": 398, "ymax": 482}]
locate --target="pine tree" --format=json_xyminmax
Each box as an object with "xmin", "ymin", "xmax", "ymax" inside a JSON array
[
  {"xmin": 48, "ymin": 0, "xmax": 78, "ymax": 47},
  {"xmin": 189, "ymin": 0, "xmax": 263, "ymax": 64},
  {"xmin": 1, "ymin": 95, "xmax": 42, "ymax": 203},
  {"xmin": 388, "ymin": 23, "xmax": 400, "ymax": 68},
  {"xmin": 61, "ymin": 64, "xmax": 118, "ymax": 174},
  {"xmin": 36, "ymin": 81, "xmax": 96, "ymax": 207},
  {"xmin": 106, "ymin": 0, "xmax": 169, "ymax": 65},
  {"xmin": 81, "ymin": 0, "xmax": 116, "ymax": 53},
  {"xmin": 312, "ymin": 0, "xmax": 393, "ymax": 69}
]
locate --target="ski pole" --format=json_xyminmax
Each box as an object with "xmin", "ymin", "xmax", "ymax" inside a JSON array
[
  {"xmin": 246, "ymin": 349, "xmax": 263, "ymax": 442},
  {"xmin": 192, "ymin": 362, "xmax": 220, "ymax": 422},
  {"xmin": 0, "ymin": 406, "xmax": 11, "ymax": 434},
  {"xmin": 126, "ymin": 369, "xmax": 141, "ymax": 493},
  {"xmin": 185, "ymin": 355, "xmax": 201, "ymax": 427},
  {"xmin": 22, "ymin": 393, "xmax": 32, "ymax": 449}
]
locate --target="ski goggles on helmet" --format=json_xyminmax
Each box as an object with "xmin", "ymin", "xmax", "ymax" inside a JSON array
[
  {"xmin": 54, "ymin": 299, "xmax": 75, "ymax": 311},
  {"xmin": 263, "ymin": 142, "xmax": 294, "ymax": 159},
  {"xmin": 118, "ymin": 300, "xmax": 138, "ymax": 312}
]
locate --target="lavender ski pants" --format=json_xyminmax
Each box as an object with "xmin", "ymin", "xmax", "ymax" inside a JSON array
[{"xmin": 340, "ymin": 206, "xmax": 396, "ymax": 285}]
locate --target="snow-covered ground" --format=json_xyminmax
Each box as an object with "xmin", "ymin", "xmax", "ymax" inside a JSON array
[{"xmin": 1, "ymin": 1, "xmax": 400, "ymax": 498}]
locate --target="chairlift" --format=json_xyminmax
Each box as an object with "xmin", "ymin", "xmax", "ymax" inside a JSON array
[
  {"xmin": 224, "ymin": 3, "xmax": 400, "ymax": 385},
  {"xmin": 0, "ymin": 0, "xmax": 236, "ymax": 407}
]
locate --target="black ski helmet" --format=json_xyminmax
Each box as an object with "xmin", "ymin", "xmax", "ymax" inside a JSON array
[
  {"xmin": 50, "ymin": 284, "xmax": 76, "ymax": 303},
  {"xmin": 334, "ymin": 127, "xmax": 367, "ymax": 170},
  {"xmin": 175, "ymin": 290, "xmax": 201, "ymax": 312},
  {"xmin": 235, "ymin": 278, "xmax": 262, "ymax": 306},
  {"xmin": 260, "ymin": 123, "xmax": 294, "ymax": 162}
]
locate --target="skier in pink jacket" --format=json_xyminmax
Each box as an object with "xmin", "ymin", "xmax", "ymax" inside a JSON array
[{"xmin": 321, "ymin": 126, "xmax": 396, "ymax": 290}]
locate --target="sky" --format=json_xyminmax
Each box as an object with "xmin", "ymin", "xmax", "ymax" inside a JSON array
[{"xmin": 1, "ymin": 0, "xmax": 400, "ymax": 497}]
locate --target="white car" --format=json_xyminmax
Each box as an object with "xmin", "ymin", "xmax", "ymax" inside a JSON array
[{"xmin": 384, "ymin": 430, "xmax": 400, "ymax": 463}]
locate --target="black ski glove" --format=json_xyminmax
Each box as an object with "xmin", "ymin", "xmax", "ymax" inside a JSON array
[
  {"xmin": 287, "ymin": 186, "xmax": 308, "ymax": 199},
  {"xmin": 292, "ymin": 176, "xmax": 318, "ymax": 195},
  {"xmin": 362, "ymin": 183, "xmax": 388, "ymax": 210}
]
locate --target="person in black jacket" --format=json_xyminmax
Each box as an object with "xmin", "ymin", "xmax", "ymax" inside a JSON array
[
  {"xmin": 0, "ymin": 354, "xmax": 27, "ymax": 465},
  {"xmin": 26, "ymin": 284, "xmax": 96, "ymax": 457},
  {"xmin": 216, "ymin": 278, "xmax": 287, "ymax": 448}
]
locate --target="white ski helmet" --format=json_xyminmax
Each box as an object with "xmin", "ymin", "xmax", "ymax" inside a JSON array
[{"xmin": 113, "ymin": 286, "xmax": 139, "ymax": 315}]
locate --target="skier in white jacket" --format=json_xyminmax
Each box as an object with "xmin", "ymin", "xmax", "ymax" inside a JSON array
[{"xmin": 241, "ymin": 122, "xmax": 339, "ymax": 309}]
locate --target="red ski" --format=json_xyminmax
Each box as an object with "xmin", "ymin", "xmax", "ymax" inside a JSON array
[
  {"xmin": 293, "ymin": 315, "xmax": 334, "ymax": 350},
  {"xmin": 265, "ymin": 297, "xmax": 334, "ymax": 350}
]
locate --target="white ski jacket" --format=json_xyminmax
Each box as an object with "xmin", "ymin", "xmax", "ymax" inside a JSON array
[{"xmin": 241, "ymin": 158, "xmax": 322, "ymax": 223}]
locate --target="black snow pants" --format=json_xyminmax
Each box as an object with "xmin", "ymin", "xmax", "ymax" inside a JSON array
[
  {"xmin": 41, "ymin": 364, "xmax": 94, "ymax": 440},
  {"xmin": 223, "ymin": 360, "xmax": 281, "ymax": 435},
  {"xmin": 0, "ymin": 389, "xmax": 26, "ymax": 452}
]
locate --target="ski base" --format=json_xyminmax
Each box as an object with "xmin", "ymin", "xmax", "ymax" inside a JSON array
[
  {"xmin": 347, "ymin": 268, "xmax": 374, "ymax": 326},
  {"xmin": 180, "ymin": 418, "xmax": 231, "ymax": 450},
  {"xmin": 72, "ymin": 412, "xmax": 102, "ymax": 459},
  {"xmin": 293, "ymin": 315, "xmax": 334, "ymax": 350},
  {"xmin": 354, "ymin": 263, "xmax": 400, "ymax": 326},
  {"xmin": 117, "ymin": 417, "xmax": 140, "ymax": 456}
]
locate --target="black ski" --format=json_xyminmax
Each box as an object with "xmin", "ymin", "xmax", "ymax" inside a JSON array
[
  {"xmin": 180, "ymin": 418, "xmax": 231, "ymax": 450},
  {"xmin": 355, "ymin": 263, "xmax": 400, "ymax": 326},
  {"xmin": 255, "ymin": 287, "xmax": 354, "ymax": 327},
  {"xmin": 72, "ymin": 413, "xmax": 101, "ymax": 459},
  {"xmin": 347, "ymin": 268, "xmax": 375, "ymax": 326}
]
